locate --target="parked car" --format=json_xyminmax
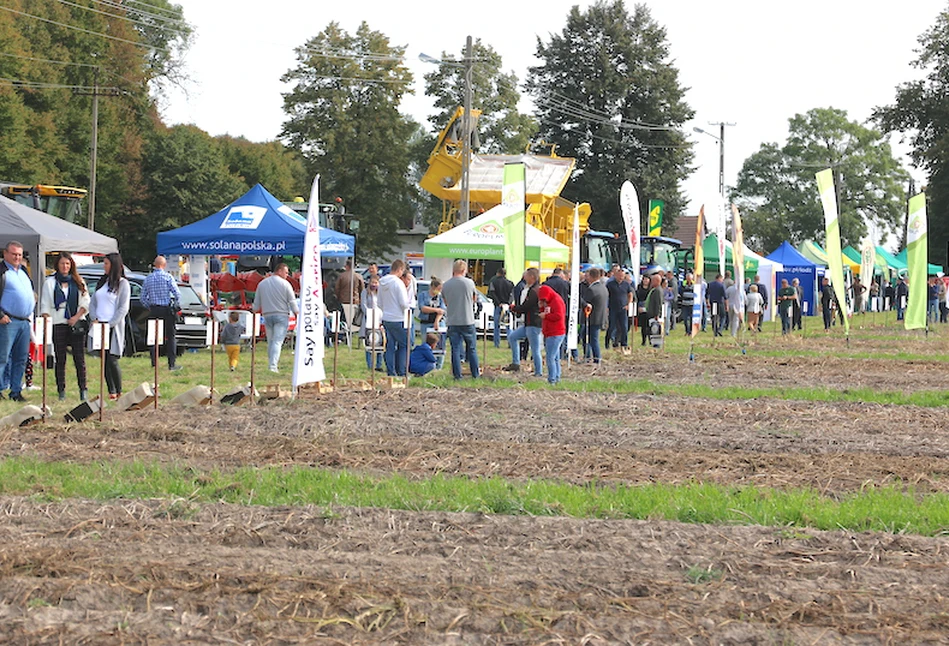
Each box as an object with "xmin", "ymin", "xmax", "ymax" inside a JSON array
[{"xmin": 78, "ymin": 266, "xmax": 210, "ymax": 356}]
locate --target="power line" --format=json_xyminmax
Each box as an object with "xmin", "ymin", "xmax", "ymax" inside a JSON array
[
  {"xmin": 311, "ymin": 74, "xmax": 411, "ymax": 85},
  {"xmin": 537, "ymin": 90, "xmax": 678, "ymax": 131},
  {"xmin": 54, "ymin": 0, "xmax": 189, "ymax": 36},
  {"xmin": 124, "ymin": 0, "xmax": 188, "ymax": 22},
  {"xmin": 0, "ymin": 46, "xmax": 142, "ymax": 88},
  {"xmin": 300, "ymin": 46, "xmax": 406, "ymax": 63},
  {"xmin": 88, "ymin": 0, "xmax": 188, "ymax": 26},
  {"xmin": 0, "ymin": 5, "xmax": 171, "ymax": 52},
  {"xmin": 0, "ymin": 51, "xmax": 98, "ymax": 68},
  {"xmin": 0, "ymin": 76, "xmax": 121, "ymax": 91}
]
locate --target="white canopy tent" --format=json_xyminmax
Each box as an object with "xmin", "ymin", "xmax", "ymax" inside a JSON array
[
  {"xmin": 0, "ymin": 195, "xmax": 119, "ymax": 288},
  {"xmin": 423, "ymin": 204, "xmax": 569, "ymax": 281}
]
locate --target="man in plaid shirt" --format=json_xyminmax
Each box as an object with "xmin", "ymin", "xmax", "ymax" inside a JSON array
[{"xmin": 140, "ymin": 255, "xmax": 182, "ymax": 371}]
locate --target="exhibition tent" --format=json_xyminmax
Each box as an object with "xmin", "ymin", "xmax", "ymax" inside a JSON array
[
  {"xmin": 156, "ymin": 184, "xmax": 354, "ymax": 257},
  {"xmin": 767, "ymin": 241, "xmax": 819, "ymax": 316},
  {"xmin": 895, "ymin": 249, "xmax": 943, "ymax": 276},
  {"xmin": 701, "ymin": 234, "xmax": 783, "ymax": 321},
  {"xmin": 423, "ymin": 203, "xmax": 569, "ymax": 280},
  {"xmin": 797, "ymin": 240, "xmax": 859, "ymax": 273},
  {"xmin": 875, "ymin": 246, "xmax": 907, "ymax": 276},
  {"xmin": 0, "ymin": 194, "xmax": 119, "ymax": 288}
]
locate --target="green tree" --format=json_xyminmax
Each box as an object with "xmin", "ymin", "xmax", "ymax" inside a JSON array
[
  {"xmin": 217, "ymin": 136, "xmax": 308, "ymax": 200},
  {"xmin": 874, "ymin": 5, "xmax": 949, "ymax": 266},
  {"xmin": 525, "ymin": 1, "xmax": 693, "ymax": 234},
  {"xmin": 281, "ymin": 22, "xmax": 416, "ymax": 258},
  {"xmin": 0, "ymin": 0, "xmax": 192, "ymax": 248},
  {"xmin": 732, "ymin": 108, "xmax": 909, "ymax": 252},
  {"xmin": 423, "ymin": 39, "xmax": 536, "ymax": 154},
  {"xmin": 116, "ymin": 124, "xmax": 244, "ymax": 264}
]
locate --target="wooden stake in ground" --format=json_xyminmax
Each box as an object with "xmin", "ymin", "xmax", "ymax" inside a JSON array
[
  {"xmin": 39, "ymin": 315, "xmax": 50, "ymax": 418},
  {"xmin": 206, "ymin": 319, "xmax": 218, "ymax": 406},
  {"xmin": 250, "ymin": 313, "xmax": 260, "ymax": 405},
  {"xmin": 149, "ymin": 318, "xmax": 163, "ymax": 410},
  {"xmin": 331, "ymin": 311, "xmax": 340, "ymax": 386},
  {"xmin": 95, "ymin": 321, "xmax": 107, "ymax": 422},
  {"xmin": 404, "ymin": 308, "xmax": 412, "ymax": 386}
]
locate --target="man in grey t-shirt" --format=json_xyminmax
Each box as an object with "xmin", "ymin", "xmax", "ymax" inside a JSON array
[{"xmin": 440, "ymin": 259, "xmax": 479, "ymax": 379}]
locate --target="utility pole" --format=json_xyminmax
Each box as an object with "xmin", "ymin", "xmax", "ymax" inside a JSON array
[
  {"xmin": 460, "ymin": 35, "xmax": 473, "ymax": 224},
  {"xmin": 708, "ymin": 121, "xmax": 736, "ymax": 199},
  {"xmin": 89, "ymin": 66, "xmax": 98, "ymax": 231},
  {"xmin": 73, "ymin": 66, "xmax": 122, "ymax": 231}
]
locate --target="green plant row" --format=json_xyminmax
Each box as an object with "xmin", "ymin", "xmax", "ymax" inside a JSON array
[
  {"xmin": 1, "ymin": 459, "xmax": 947, "ymax": 536},
  {"xmin": 428, "ymin": 374, "xmax": 949, "ymax": 408}
]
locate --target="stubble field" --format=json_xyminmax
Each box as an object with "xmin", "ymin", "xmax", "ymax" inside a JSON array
[{"xmin": 0, "ymin": 325, "xmax": 947, "ymax": 644}]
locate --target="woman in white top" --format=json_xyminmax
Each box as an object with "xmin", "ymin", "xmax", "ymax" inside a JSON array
[
  {"xmin": 745, "ymin": 284, "xmax": 764, "ymax": 332},
  {"xmin": 88, "ymin": 253, "xmax": 130, "ymax": 400},
  {"xmin": 39, "ymin": 252, "xmax": 91, "ymax": 402}
]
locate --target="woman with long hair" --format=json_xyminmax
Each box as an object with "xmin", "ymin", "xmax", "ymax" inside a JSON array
[
  {"xmin": 39, "ymin": 252, "xmax": 90, "ymax": 401},
  {"xmin": 88, "ymin": 253, "xmax": 130, "ymax": 400}
]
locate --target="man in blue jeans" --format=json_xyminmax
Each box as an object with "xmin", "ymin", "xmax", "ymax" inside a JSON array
[
  {"xmin": 0, "ymin": 241, "xmax": 36, "ymax": 401},
  {"xmin": 253, "ymin": 263, "xmax": 299, "ymax": 373},
  {"xmin": 503, "ymin": 267, "xmax": 542, "ymax": 375},
  {"xmin": 441, "ymin": 260, "xmax": 480, "ymax": 379},
  {"xmin": 378, "ymin": 259, "xmax": 410, "ymax": 376}
]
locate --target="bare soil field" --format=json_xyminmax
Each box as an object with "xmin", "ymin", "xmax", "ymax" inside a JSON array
[{"xmin": 1, "ymin": 351, "xmax": 948, "ymax": 644}]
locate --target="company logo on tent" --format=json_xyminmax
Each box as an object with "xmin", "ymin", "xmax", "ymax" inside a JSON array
[
  {"xmin": 477, "ymin": 222, "xmax": 500, "ymax": 235},
  {"xmin": 221, "ymin": 205, "xmax": 266, "ymax": 230}
]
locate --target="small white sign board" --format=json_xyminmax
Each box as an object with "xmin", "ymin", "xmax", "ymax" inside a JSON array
[
  {"xmin": 90, "ymin": 322, "xmax": 110, "ymax": 351},
  {"xmin": 32, "ymin": 317, "xmax": 53, "ymax": 344},
  {"xmin": 146, "ymin": 319, "xmax": 165, "ymax": 346}
]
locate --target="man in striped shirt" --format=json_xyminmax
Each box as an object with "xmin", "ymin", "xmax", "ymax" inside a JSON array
[{"xmin": 140, "ymin": 256, "xmax": 182, "ymax": 371}]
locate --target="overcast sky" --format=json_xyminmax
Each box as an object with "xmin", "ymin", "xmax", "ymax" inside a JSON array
[{"xmin": 161, "ymin": 0, "xmax": 945, "ymax": 233}]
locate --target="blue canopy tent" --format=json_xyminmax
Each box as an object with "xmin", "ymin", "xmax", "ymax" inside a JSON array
[
  {"xmin": 767, "ymin": 241, "xmax": 819, "ymax": 316},
  {"xmin": 156, "ymin": 184, "xmax": 354, "ymax": 257}
]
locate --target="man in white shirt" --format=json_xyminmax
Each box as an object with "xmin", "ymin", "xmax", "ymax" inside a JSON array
[
  {"xmin": 253, "ymin": 264, "xmax": 298, "ymax": 373},
  {"xmin": 378, "ymin": 260, "xmax": 410, "ymax": 376}
]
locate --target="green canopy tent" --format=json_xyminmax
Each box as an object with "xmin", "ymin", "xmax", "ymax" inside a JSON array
[
  {"xmin": 895, "ymin": 249, "xmax": 943, "ymax": 276},
  {"xmin": 875, "ymin": 246, "xmax": 908, "ymax": 277},
  {"xmin": 701, "ymin": 233, "xmax": 758, "ymax": 280},
  {"xmin": 842, "ymin": 245, "xmax": 888, "ymax": 277},
  {"xmin": 422, "ymin": 203, "xmax": 569, "ymax": 280}
]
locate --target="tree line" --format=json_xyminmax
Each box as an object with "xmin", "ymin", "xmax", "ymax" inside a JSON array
[{"xmin": 2, "ymin": 0, "xmax": 947, "ymax": 266}]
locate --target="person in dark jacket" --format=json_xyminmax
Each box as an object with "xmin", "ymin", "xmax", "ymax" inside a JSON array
[
  {"xmin": 409, "ymin": 332, "xmax": 439, "ymax": 376},
  {"xmin": 503, "ymin": 268, "xmax": 542, "ymax": 375},
  {"xmin": 605, "ymin": 265, "xmax": 633, "ymax": 348},
  {"xmin": 487, "ymin": 268, "xmax": 514, "ymax": 348},
  {"xmin": 582, "ymin": 267, "xmax": 608, "ymax": 363},
  {"xmin": 705, "ymin": 274, "xmax": 727, "ymax": 336},
  {"xmin": 636, "ymin": 280, "xmax": 651, "ymax": 346}
]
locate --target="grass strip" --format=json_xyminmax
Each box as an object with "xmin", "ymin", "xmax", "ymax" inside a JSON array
[
  {"xmin": 421, "ymin": 374, "xmax": 949, "ymax": 408},
  {"xmin": 0, "ymin": 458, "xmax": 946, "ymax": 537}
]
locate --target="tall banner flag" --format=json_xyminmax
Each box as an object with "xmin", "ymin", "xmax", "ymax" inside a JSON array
[
  {"xmin": 502, "ymin": 162, "xmax": 526, "ymax": 275},
  {"xmin": 816, "ymin": 169, "xmax": 849, "ymax": 335},
  {"xmin": 648, "ymin": 199, "xmax": 664, "ymax": 237},
  {"xmin": 567, "ymin": 205, "xmax": 581, "ymax": 351},
  {"xmin": 731, "ymin": 204, "xmax": 744, "ymax": 285},
  {"xmin": 691, "ymin": 206, "xmax": 706, "ymax": 338},
  {"xmin": 712, "ymin": 196, "xmax": 727, "ymax": 279},
  {"xmin": 860, "ymin": 238, "xmax": 875, "ymax": 300},
  {"xmin": 620, "ymin": 181, "xmax": 640, "ymax": 289},
  {"xmin": 292, "ymin": 174, "xmax": 327, "ymax": 389},
  {"xmin": 905, "ymin": 192, "xmax": 928, "ymax": 330}
]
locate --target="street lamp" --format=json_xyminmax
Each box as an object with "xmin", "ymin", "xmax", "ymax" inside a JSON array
[
  {"xmin": 420, "ymin": 35, "xmax": 474, "ymax": 224},
  {"xmin": 693, "ymin": 122, "xmax": 735, "ymax": 200}
]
